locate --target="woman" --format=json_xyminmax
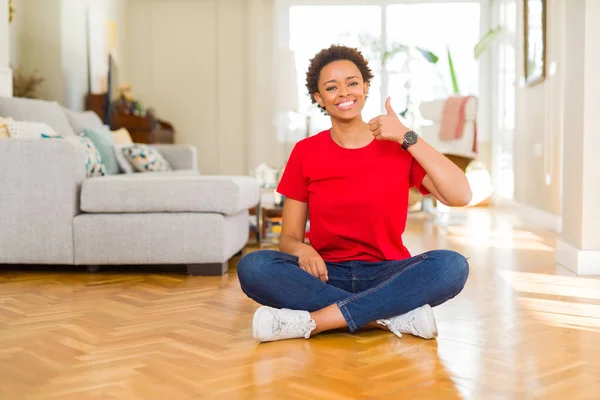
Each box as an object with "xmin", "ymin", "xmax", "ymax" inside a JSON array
[{"xmin": 238, "ymin": 45, "xmax": 472, "ymax": 343}]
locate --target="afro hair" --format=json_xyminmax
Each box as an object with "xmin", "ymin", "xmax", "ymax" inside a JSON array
[{"xmin": 305, "ymin": 44, "xmax": 374, "ymax": 114}]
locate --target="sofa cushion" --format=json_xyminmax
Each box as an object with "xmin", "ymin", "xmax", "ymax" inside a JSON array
[
  {"xmin": 63, "ymin": 109, "xmax": 105, "ymax": 134},
  {"xmin": 80, "ymin": 173, "xmax": 259, "ymax": 215},
  {"xmin": 73, "ymin": 211, "xmax": 249, "ymax": 265},
  {"xmin": 0, "ymin": 96, "xmax": 77, "ymax": 136}
]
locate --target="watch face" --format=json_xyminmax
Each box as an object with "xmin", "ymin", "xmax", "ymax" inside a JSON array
[{"xmin": 405, "ymin": 130, "xmax": 418, "ymax": 145}]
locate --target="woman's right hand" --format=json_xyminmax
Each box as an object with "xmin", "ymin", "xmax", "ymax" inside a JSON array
[
  {"xmin": 278, "ymin": 197, "xmax": 328, "ymax": 283},
  {"xmin": 297, "ymin": 246, "xmax": 328, "ymax": 283}
]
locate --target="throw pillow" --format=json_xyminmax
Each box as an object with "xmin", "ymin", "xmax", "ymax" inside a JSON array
[
  {"xmin": 83, "ymin": 127, "xmax": 120, "ymax": 175},
  {"xmin": 70, "ymin": 136, "xmax": 107, "ymax": 178},
  {"xmin": 111, "ymin": 127, "xmax": 133, "ymax": 144},
  {"xmin": 42, "ymin": 133, "xmax": 107, "ymax": 178},
  {"xmin": 7, "ymin": 121, "xmax": 58, "ymax": 139},
  {"xmin": 114, "ymin": 144, "xmax": 136, "ymax": 174},
  {"xmin": 122, "ymin": 144, "xmax": 172, "ymax": 172}
]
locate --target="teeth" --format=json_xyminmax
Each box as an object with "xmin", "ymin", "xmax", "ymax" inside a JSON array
[{"xmin": 337, "ymin": 101, "xmax": 354, "ymax": 108}]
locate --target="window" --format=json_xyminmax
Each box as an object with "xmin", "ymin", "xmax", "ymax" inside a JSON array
[
  {"xmin": 289, "ymin": 5, "xmax": 381, "ymax": 133},
  {"xmin": 386, "ymin": 3, "xmax": 481, "ymax": 121},
  {"xmin": 287, "ymin": 2, "xmax": 484, "ymax": 135}
]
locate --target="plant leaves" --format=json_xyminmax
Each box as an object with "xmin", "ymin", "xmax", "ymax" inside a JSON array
[
  {"xmin": 382, "ymin": 43, "xmax": 409, "ymax": 66},
  {"xmin": 415, "ymin": 47, "xmax": 439, "ymax": 64},
  {"xmin": 474, "ymin": 26, "xmax": 503, "ymax": 59},
  {"xmin": 447, "ymin": 46, "xmax": 459, "ymax": 94}
]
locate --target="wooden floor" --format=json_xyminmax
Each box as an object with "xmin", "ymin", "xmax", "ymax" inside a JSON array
[{"xmin": 1, "ymin": 207, "xmax": 599, "ymax": 399}]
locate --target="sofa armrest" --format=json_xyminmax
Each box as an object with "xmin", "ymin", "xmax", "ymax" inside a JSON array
[
  {"xmin": 153, "ymin": 144, "xmax": 198, "ymax": 172},
  {"xmin": 0, "ymin": 139, "xmax": 85, "ymax": 264}
]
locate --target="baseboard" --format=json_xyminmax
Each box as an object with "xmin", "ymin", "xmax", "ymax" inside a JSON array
[
  {"xmin": 494, "ymin": 197, "xmax": 562, "ymax": 232},
  {"xmin": 556, "ymin": 239, "xmax": 600, "ymax": 275},
  {"xmin": 0, "ymin": 68, "xmax": 12, "ymax": 97}
]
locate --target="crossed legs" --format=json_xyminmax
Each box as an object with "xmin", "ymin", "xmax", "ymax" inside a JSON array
[{"xmin": 237, "ymin": 249, "xmax": 469, "ymax": 341}]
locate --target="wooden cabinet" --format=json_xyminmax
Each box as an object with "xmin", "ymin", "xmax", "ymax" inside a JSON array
[
  {"xmin": 85, "ymin": 93, "xmax": 175, "ymax": 144},
  {"xmin": 110, "ymin": 112, "xmax": 175, "ymax": 144}
]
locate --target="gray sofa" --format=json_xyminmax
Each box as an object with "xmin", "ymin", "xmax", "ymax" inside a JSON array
[{"xmin": 0, "ymin": 96, "xmax": 259, "ymax": 275}]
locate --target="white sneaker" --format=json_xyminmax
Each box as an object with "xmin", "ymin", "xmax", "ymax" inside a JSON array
[
  {"xmin": 377, "ymin": 304, "xmax": 438, "ymax": 339},
  {"xmin": 252, "ymin": 306, "xmax": 317, "ymax": 342}
]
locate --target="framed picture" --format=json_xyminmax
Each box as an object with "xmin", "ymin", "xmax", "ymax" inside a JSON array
[{"xmin": 524, "ymin": 0, "xmax": 546, "ymax": 86}]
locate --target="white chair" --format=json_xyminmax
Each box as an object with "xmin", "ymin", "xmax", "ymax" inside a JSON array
[
  {"xmin": 418, "ymin": 97, "xmax": 478, "ymax": 160},
  {"xmin": 415, "ymin": 96, "xmax": 493, "ymax": 209}
]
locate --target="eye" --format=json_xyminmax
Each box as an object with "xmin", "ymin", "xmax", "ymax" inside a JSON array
[
  {"xmin": 349, "ymin": 81, "xmax": 358, "ymax": 86},
  {"xmin": 326, "ymin": 86, "xmax": 336, "ymax": 91}
]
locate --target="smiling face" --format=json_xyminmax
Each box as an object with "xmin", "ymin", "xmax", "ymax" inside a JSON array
[{"xmin": 313, "ymin": 60, "xmax": 369, "ymax": 121}]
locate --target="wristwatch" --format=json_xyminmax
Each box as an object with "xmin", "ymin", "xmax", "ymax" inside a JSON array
[{"xmin": 401, "ymin": 130, "xmax": 419, "ymax": 150}]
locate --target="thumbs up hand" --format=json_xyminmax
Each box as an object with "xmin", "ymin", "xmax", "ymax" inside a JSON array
[{"xmin": 368, "ymin": 97, "xmax": 410, "ymax": 142}]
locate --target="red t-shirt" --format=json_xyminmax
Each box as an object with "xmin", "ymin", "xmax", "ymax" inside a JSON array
[{"xmin": 277, "ymin": 129, "xmax": 430, "ymax": 263}]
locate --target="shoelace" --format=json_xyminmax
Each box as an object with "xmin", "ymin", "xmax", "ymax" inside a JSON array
[
  {"xmin": 378, "ymin": 313, "xmax": 418, "ymax": 338},
  {"xmin": 377, "ymin": 319, "xmax": 402, "ymax": 338},
  {"xmin": 392, "ymin": 314, "xmax": 417, "ymax": 335},
  {"xmin": 274, "ymin": 313, "xmax": 316, "ymax": 339}
]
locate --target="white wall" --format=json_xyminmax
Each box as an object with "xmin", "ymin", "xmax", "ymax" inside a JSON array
[
  {"xmin": 560, "ymin": 0, "xmax": 584, "ymax": 246},
  {"xmin": 60, "ymin": 0, "xmax": 127, "ymax": 110},
  {"xmin": 0, "ymin": 0, "xmax": 8, "ymax": 68},
  {"xmin": 9, "ymin": 0, "xmax": 62, "ymax": 102},
  {"xmin": 560, "ymin": 0, "xmax": 600, "ymax": 250},
  {"xmin": 9, "ymin": 0, "xmax": 126, "ymax": 110},
  {"xmin": 513, "ymin": 0, "xmax": 564, "ymax": 217},
  {"xmin": 125, "ymin": 0, "xmax": 277, "ymax": 175},
  {"xmin": 580, "ymin": 0, "xmax": 600, "ymax": 251},
  {"xmin": 0, "ymin": 0, "xmax": 12, "ymax": 96},
  {"xmin": 556, "ymin": 0, "xmax": 600, "ymax": 275}
]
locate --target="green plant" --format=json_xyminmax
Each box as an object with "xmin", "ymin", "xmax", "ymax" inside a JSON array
[
  {"xmin": 356, "ymin": 33, "xmax": 439, "ymax": 117},
  {"xmin": 447, "ymin": 26, "xmax": 504, "ymax": 94},
  {"xmin": 381, "ymin": 43, "xmax": 439, "ymax": 67},
  {"xmin": 357, "ymin": 33, "xmax": 438, "ymax": 68},
  {"xmin": 357, "ymin": 26, "xmax": 502, "ymax": 96},
  {"xmin": 447, "ymin": 48, "xmax": 459, "ymax": 94},
  {"xmin": 474, "ymin": 26, "xmax": 504, "ymax": 58},
  {"xmin": 352, "ymin": 25, "xmax": 503, "ymax": 110}
]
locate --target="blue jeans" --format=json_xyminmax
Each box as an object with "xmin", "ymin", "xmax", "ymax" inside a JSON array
[{"xmin": 237, "ymin": 249, "xmax": 469, "ymax": 332}]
